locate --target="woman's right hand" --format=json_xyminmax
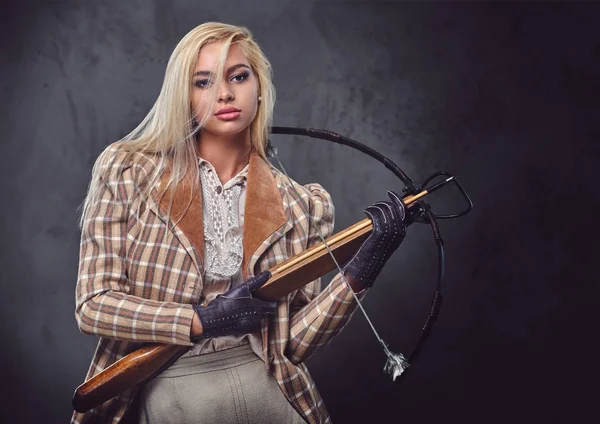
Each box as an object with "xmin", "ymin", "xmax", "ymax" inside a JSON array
[{"xmin": 191, "ymin": 271, "xmax": 277, "ymax": 341}]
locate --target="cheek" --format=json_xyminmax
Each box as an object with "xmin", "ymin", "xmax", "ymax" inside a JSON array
[
  {"xmin": 244, "ymin": 100, "xmax": 259, "ymax": 125},
  {"xmin": 191, "ymin": 92, "xmax": 209, "ymax": 115},
  {"xmin": 246, "ymin": 86, "xmax": 259, "ymax": 117},
  {"xmin": 190, "ymin": 94, "xmax": 199, "ymax": 114}
]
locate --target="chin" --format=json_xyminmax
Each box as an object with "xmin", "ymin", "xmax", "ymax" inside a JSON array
[
  {"xmin": 204, "ymin": 119, "xmax": 253, "ymax": 137},
  {"xmin": 203, "ymin": 124, "xmax": 250, "ymax": 138}
]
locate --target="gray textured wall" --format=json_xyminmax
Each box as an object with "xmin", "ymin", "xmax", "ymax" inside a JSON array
[{"xmin": 1, "ymin": 1, "xmax": 598, "ymax": 423}]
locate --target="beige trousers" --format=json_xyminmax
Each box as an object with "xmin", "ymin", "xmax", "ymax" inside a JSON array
[{"xmin": 138, "ymin": 344, "xmax": 306, "ymax": 424}]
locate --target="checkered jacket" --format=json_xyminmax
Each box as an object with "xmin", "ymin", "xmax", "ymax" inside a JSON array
[{"xmin": 71, "ymin": 145, "xmax": 363, "ymax": 423}]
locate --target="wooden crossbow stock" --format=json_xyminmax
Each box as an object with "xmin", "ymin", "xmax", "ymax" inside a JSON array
[{"xmin": 72, "ymin": 127, "xmax": 473, "ymax": 413}]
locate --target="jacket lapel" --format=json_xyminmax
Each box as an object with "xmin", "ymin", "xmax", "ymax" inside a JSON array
[
  {"xmin": 242, "ymin": 151, "xmax": 292, "ymax": 279},
  {"xmin": 147, "ymin": 164, "xmax": 204, "ymax": 275}
]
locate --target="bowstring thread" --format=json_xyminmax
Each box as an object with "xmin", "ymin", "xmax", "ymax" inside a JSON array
[{"xmin": 270, "ymin": 153, "xmax": 390, "ymax": 352}]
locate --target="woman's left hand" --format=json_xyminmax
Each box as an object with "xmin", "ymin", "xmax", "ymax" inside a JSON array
[{"xmin": 343, "ymin": 190, "xmax": 408, "ymax": 291}]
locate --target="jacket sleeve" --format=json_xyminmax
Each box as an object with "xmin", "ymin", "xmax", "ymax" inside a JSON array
[
  {"xmin": 75, "ymin": 147, "xmax": 195, "ymax": 345},
  {"xmin": 285, "ymin": 183, "xmax": 367, "ymax": 364}
]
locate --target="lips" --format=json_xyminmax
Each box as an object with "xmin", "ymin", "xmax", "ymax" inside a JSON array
[
  {"xmin": 215, "ymin": 106, "xmax": 241, "ymax": 121},
  {"xmin": 215, "ymin": 106, "xmax": 240, "ymax": 116}
]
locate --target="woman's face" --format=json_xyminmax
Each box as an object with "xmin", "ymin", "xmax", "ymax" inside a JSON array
[{"xmin": 191, "ymin": 41, "xmax": 259, "ymax": 138}]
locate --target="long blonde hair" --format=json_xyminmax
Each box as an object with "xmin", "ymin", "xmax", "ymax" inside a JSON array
[{"xmin": 79, "ymin": 22, "xmax": 276, "ymax": 227}]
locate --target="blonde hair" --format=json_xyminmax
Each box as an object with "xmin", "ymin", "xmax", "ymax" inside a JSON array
[{"xmin": 79, "ymin": 22, "xmax": 276, "ymax": 228}]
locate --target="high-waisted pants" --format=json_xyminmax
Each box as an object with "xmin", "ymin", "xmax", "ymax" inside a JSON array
[{"xmin": 138, "ymin": 344, "xmax": 305, "ymax": 424}]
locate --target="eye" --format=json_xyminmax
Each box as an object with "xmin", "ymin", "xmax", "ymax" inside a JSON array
[
  {"xmin": 194, "ymin": 79, "xmax": 212, "ymax": 89},
  {"xmin": 230, "ymin": 71, "xmax": 250, "ymax": 83}
]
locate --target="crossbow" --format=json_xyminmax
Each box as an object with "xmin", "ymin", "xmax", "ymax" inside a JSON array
[{"xmin": 72, "ymin": 126, "xmax": 473, "ymax": 413}]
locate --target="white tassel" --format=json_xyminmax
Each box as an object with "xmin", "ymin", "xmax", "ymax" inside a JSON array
[{"xmin": 383, "ymin": 349, "xmax": 410, "ymax": 381}]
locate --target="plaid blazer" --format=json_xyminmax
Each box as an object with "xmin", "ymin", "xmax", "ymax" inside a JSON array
[{"xmin": 71, "ymin": 145, "xmax": 363, "ymax": 424}]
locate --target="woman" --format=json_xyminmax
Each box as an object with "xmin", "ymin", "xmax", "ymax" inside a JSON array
[{"xmin": 72, "ymin": 22, "xmax": 408, "ymax": 424}]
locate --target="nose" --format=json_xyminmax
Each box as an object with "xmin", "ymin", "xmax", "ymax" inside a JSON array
[{"xmin": 217, "ymin": 80, "xmax": 234, "ymax": 102}]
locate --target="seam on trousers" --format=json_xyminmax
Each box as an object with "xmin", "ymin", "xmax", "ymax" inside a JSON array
[
  {"xmin": 233, "ymin": 367, "xmax": 251, "ymax": 424},
  {"xmin": 226, "ymin": 368, "xmax": 242, "ymax": 424},
  {"xmin": 170, "ymin": 374, "xmax": 184, "ymax": 420}
]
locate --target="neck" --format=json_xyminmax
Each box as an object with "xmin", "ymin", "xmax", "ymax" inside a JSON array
[{"xmin": 196, "ymin": 129, "xmax": 252, "ymax": 184}]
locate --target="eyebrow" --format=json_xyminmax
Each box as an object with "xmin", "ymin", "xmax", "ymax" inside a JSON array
[{"xmin": 193, "ymin": 63, "xmax": 250, "ymax": 77}]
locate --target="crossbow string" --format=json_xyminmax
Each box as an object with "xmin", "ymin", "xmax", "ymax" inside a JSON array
[{"xmin": 267, "ymin": 126, "xmax": 473, "ymax": 380}]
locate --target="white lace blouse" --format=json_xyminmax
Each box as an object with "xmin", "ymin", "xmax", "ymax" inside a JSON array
[{"xmin": 183, "ymin": 157, "xmax": 264, "ymax": 360}]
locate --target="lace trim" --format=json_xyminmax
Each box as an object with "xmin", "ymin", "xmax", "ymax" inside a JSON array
[{"xmin": 199, "ymin": 159, "xmax": 247, "ymax": 279}]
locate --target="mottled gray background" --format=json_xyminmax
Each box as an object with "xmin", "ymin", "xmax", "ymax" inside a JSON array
[{"xmin": 1, "ymin": 0, "xmax": 598, "ymax": 423}]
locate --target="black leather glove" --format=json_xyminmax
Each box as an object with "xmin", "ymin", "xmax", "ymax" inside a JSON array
[
  {"xmin": 192, "ymin": 270, "xmax": 277, "ymax": 341},
  {"xmin": 343, "ymin": 190, "xmax": 408, "ymax": 288}
]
